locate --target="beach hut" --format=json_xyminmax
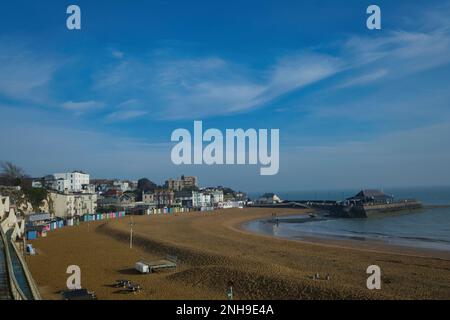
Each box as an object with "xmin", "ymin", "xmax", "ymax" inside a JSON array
[{"xmin": 26, "ymin": 230, "xmax": 37, "ymax": 240}]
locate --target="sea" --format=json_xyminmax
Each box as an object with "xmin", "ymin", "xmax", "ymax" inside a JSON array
[{"xmin": 245, "ymin": 186, "xmax": 450, "ymax": 252}]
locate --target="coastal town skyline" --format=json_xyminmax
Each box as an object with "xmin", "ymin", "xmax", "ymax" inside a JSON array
[
  {"xmin": 1, "ymin": 1, "xmax": 449, "ymax": 304},
  {"xmin": 1, "ymin": 0, "xmax": 450, "ymax": 191}
]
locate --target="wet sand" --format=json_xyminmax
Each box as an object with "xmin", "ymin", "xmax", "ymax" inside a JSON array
[{"xmin": 26, "ymin": 208, "xmax": 450, "ymax": 300}]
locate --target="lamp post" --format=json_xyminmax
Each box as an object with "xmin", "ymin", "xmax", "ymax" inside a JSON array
[
  {"xmin": 227, "ymin": 280, "xmax": 234, "ymax": 300},
  {"xmin": 129, "ymin": 215, "xmax": 135, "ymax": 249}
]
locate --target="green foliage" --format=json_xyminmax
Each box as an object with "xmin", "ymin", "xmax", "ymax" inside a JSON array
[
  {"xmin": 23, "ymin": 187, "xmax": 48, "ymax": 211},
  {"xmin": 137, "ymin": 178, "xmax": 158, "ymax": 192},
  {"xmin": 97, "ymin": 205, "xmax": 120, "ymax": 213}
]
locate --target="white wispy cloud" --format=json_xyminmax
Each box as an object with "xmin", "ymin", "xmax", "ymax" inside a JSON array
[
  {"xmin": 91, "ymin": 3, "xmax": 450, "ymax": 120},
  {"xmin": 93, "ymin": 52, "xmax": 343, "ymax": 119},
  {"xmin": 105, "ymin": 109, "xmax": 148, "ymax": 122},
  {"xmin": 334, "ymin": 69, "xmax": 388, "ymax": 89},
  {"xmin": 62, "ymin": 100, "xmax": 105, "ymax": 114},
  {"xmin": 283, "ymin": 121, "xmax": 450, "ymax": 189},
  {"xmin": 112, "ymin": 50, "xmax": 124, "ymax": 59},
  {"xmin": 2, "ymin": 2, "xmax": 450, "ymax": 126},
  {"xmin": 0, "ymin": 39, "xmax": 61, "ymax": 102}
]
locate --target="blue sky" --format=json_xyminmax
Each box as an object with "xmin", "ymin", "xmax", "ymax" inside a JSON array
[{"xmin": 1, "ymin": 0, "xmax": 450, "ymax": 192}]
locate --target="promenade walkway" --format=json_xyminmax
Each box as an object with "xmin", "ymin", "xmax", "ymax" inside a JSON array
[
  {"xmin": 0, "ymin": 233, "xmax": 12, "ymax": 300},
  {"xmin": 6, "ymin": 230, "xmax": 33, "ymax": 299}
]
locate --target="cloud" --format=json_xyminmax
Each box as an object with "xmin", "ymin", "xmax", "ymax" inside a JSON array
[
  {"xmin": 105, "ymin": 109, "xmax": 148, "ymax": 122},
  {"xmin": 282, "ymin": 121, "xmax": 450, "ymax": 189},
  {"xmin": 266, "ymin": 53, "xmax": 343, "ymax": 97},
  {"xmin": 334, "ymin": 69, "xmax": 388, "ymax": 89},
  {"xmin": 89, "ymin": 3, "xmax": 450, "ymax": 121},
  {"xmin": 0, "ymin": 105, "xmax": 170, "ymax": 181},
  {"xmin": 117, "ymin": 99, "xmax": 141, "ymax": 108},
  {"xmin": 94, "ymin": 53, "xmax": 342, "ymax": 119},
  {"xmin": 112, "ymin": 50, "xmax": 124, "ymax": 59},
  {"xmin": 61, "ymin": 100, "xmax": 105, "ymax": 114},
  {"xmin": 0, "ymin": 39, "xmax": 61, "ymax": 102},
  {"xmin": 337, "ymin": 26, "xmax": 450, "ymax": 87}
]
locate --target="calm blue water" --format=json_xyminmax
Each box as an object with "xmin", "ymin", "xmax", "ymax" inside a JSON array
[{"xmin": 246, "ymin": 187, "xmax": 450, "ymax": 251}]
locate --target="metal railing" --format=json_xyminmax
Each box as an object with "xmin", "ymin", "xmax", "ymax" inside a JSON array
[
  {"xmin": 0, "ymin": 227, "xmax": 26, "ymax": 300},
  {"xmin": 10, "ymin": 240, "xmax": 41, "ymax": 299}
]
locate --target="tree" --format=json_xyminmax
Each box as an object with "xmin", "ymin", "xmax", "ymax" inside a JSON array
[
  {"xmin": 137, "ymin": 178, "xmax": 158, "ymax": 192},
  {"xmin": 0, "ymin": 161, "xmax": 28, "ymax": 186}
]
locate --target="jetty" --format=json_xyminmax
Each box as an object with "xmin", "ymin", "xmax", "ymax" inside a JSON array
[
  {"xmin": 304, "ymin": 190, "xmax": 423, "ymax": 218},
  {"xmin": 254, "ymin": 190, "xmax": 423, "ymax": 218}
]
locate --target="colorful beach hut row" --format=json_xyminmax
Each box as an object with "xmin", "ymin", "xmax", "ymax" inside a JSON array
[
  {"xmin": 81, "ymin": 211, "xmax": 126, "ymax": 222},
  {"xmin": 147, "ymin": 207, "xmax": 192, "ymax": 215},
  {"xmin": 26, "ymin": 211, "xmax": 126, "ymax": 240},
  {"xmin": 146, "ymin": 206, "xmax": 216, "ymax": 215},
  {"xmin": 26, "ymin": 220, "xmax": 64, "ymax": 239}
]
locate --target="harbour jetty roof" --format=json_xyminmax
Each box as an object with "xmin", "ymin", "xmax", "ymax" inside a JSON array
[{"xmin": 347, "ymin": 189, "xmax": 393, "ymax": 202}]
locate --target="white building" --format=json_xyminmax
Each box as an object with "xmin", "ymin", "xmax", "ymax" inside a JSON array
[
  {"xmin": 113, "ymin": 180, "xmax": 130, "ymax": 192},
  {"xmin": 257, "ymin": 193, "xmax": 282, "ymax": 204},
  {"xmin": 52, "ymin": 171, "xmax": 90, "ymax": 192},
  {"xmin": 53, "ymin": 178, "xmax": 70, "ymax": 192},
  {"xmin": 31, "ymin": 180, "xmax": 43, "ymax": 188},
  {"xmin": 221, "ymin": 201, "xmax": 244, "ymax": 209},
  {"xmin": 50, "ymin": 191, "xmax": 97, "ymax": 218},
  {"xmin": 209, "ymin": 190, "xmax": 224, "ymax": 205},
  {"xmin": 192, "ymin": 191, "xmax": 212, "ymax": 208}
]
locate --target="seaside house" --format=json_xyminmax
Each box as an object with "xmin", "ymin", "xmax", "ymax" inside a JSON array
[
  {"xmin": 97, "ymin": 192, "xmax": 135, "ymax": 208},
  {"xmin": 165, "ymin": 175, "xmax": 198, "ymax": 191},
  {"xmin": 112, "ymin": 180, "xmax": 131, "ymax": 192},
  {"xmin": 143, "ymin": 192, "xmax": 156, "ymax": 206},
  {"xmin": 174, "ymin": 190, "xmax": 194, "ymax": 208},
  {"xmin": 49, "ymin": 190, "xmax": 97, "ymax": 218},
  {"xmin": 153, "ymin": 190, "xmax": 175, "ymax": 208},
  {"xmin": 202, "ymin": 189, "xmax": 224, "ymax": 206},
  {"xmin": 257, "ymin": 193, "xmax": 282, "ymax": 204},
  {"xmin": 51, "ymin": 171, "xmax": 90, "ymax": 192}
]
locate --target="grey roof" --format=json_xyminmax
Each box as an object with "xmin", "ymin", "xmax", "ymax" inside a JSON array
[
  {"xmin": 260, "ymin": 193, "xmax": 277, "ymax": 198},
  {"xmin": 26, "ymin": 213, "xmax": 51, "ymax": 222},
  {"xmin": 347, "ymin": 189, "xmax": 393, "ymax": 200}
]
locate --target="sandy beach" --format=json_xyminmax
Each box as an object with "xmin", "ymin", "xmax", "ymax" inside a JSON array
[{"xmin": 26, "ymin": 208, "xmax": 450, "ymax": 300}]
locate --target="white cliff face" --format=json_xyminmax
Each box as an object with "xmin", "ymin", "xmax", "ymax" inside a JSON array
[
  {"xmin": 0, "ymin": 187, "xmax": 51, "ymax": 216},
  {"xmin": 19, "ymin": 198, "xmax": 50, "ymax": 215},
  {"xmin": 18, "ymin": 201, "xmax": 33, "ymax": 215},
  {"xmin": 0, "ymin": 194, "xmax": 10, "ymax": 220}
]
